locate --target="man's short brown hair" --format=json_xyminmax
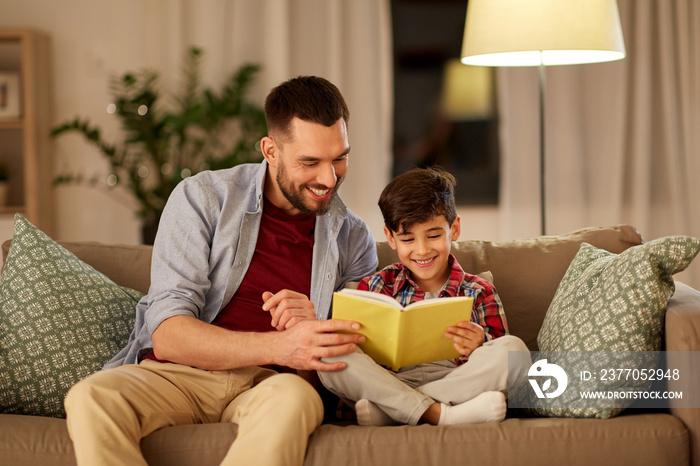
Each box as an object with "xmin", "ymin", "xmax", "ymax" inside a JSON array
[
  {"xmin": 379, "ymin": 167, "xmax": 457, "ymax": 234},
  {"xmin": 264, "ymin": 76, "xmax": 349, "ymax": 142}
]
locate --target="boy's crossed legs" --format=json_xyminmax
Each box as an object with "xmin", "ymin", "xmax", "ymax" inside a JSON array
[{"xmin": 319, "ymin": 335, "xmax": 529, "ymax": 426}]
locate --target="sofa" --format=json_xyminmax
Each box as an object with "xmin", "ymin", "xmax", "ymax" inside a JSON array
[{"xmin": 1, "ymin": 224, "xmax": 699, "ymax": 465}]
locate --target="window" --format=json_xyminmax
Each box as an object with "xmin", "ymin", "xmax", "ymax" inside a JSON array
[{"xmin": 391, "ymin": 0, "xmax": 500, "ymax": 205}]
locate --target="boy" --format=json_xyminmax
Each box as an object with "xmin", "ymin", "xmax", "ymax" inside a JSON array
[{"xmin": 319, "ymin": 167, "xmax": 528, "ymax": 426}]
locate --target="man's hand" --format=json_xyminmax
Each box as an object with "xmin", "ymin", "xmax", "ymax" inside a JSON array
[
  {"xmin": 445, "ymin": 321, "xmax": 485, "ymax": 357},
  {"xmin": 275, "ymin": 319, "xmax": 365, "ymax": 372},
  {"xmin": 262, "ymin": 290, "xmax": 317, "ymax": 330}
]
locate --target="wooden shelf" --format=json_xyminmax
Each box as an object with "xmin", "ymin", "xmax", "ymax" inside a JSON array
[{"xmin": 0, "ymin": 28, "xmax": 53, "ymax": 236}]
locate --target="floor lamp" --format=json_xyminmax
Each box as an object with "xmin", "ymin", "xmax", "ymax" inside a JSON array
[{"xmin": 460, "ymin": 0, "xmax": 626, "ymax": 236}]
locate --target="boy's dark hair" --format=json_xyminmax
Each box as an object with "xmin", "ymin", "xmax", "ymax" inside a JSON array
[
  {"xmin": 379, "ymin": 167, "xmax": 457, "ymax": 234},
  {"xmin": 264, "ymin": 76, "xmax": 349, "ymax": 142}
]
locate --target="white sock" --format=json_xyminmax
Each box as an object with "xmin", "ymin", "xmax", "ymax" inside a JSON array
[
  {"xmin": 355, "ymin": 399, "xmax": 398, "ymax": 426},
  {"xmin": 438, "ymin": 391, "xmax": 506, "ymax": 426}
]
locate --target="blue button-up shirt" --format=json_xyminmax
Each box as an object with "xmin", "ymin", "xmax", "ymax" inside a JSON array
[{"xmin": 105, "ymin": 161, "xmax": 378, "ymax": 368}]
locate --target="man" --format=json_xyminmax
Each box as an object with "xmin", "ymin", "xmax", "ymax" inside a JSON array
[{"xmin": 64, "ymin": 76, "xmax": 378, "ymax": 466}]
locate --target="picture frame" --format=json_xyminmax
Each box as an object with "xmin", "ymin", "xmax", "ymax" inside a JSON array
[{"xmin": 0, "ymin": 72, "xmax": 21, "ymax": 119}]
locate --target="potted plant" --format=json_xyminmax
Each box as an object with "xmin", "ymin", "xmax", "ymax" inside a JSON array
[{"xmin": 51, "ymin": 47, "xmax": 267, "ymax": 244}]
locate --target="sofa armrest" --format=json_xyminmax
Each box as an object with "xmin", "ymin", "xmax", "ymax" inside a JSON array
[
  {"xmin": 665, "ymin": 281, "xmax": 700, "ymax": 465},
  {"xmin": 666, "ymin": 282, "xmax": 700, "ymax": 351}
]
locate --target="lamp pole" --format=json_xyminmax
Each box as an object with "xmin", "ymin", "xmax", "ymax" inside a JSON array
[{"xmin": 539, "ymin": 62, "xmax": 546, "ymax": 236}]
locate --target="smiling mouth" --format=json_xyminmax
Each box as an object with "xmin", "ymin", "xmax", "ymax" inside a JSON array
[
  {"xmin": 413, "ymin": 257, "xmax": 436, "ymax": 267},
  {"xmin": 308, "ymin": 186, "xmax": 331, "ymax": 199}
]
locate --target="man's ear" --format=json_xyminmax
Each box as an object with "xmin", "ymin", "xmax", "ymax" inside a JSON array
[
  {"xmin": 260, "ymin": 136, "xmax": 277, "ymax": 167},
  {"xmin": 450, "ymin": 216, "xmax": 461, "ymax": 241},
  {"xmin": 383, "ymin": 226, "xmax": 398, "ymax": 250}
]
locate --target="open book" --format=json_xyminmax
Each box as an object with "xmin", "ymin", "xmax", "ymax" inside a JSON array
[{"xmin": 332, "ymin": 288, "xmax": 474, "ymax": 370}]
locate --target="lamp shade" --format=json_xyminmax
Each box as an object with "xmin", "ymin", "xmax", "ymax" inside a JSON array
[{"xmin": 461, "ymin": 0, "xmax": 626, "ymax": 67}]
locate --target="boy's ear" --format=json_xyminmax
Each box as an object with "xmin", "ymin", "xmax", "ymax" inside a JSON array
[
  {"xmin": 450, "ymin": 216, "xmax": 461, "ymax": 241},
  {"xmin": 383, "ymin": 226, "xmax": 398, "ymax": 250}
]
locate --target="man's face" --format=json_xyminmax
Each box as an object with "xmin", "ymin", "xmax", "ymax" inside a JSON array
[
  {"xmin": 385, "ymin": 215, "xmax": 461, "ymax": 293},
  {"xmin": 263, "ymin": 118, "xmax": 349, "ymax": 216}
]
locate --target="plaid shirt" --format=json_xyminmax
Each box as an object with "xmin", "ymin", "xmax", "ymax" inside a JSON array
[{"xmin": 357, "ymin": 254, "xmax": 509, "ymax": 365}]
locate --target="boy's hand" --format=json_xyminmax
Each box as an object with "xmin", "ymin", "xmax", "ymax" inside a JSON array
[
  {"xmin": 262, "ymin": 290, "xmax": 317, "ymax": 330},
  {"xmin": 445, "ymin": 321, "xmax": 485, "ymax": 357}
]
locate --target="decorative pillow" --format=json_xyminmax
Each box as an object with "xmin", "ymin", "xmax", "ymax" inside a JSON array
[
  {"xmin": 0, "ymin": 214, "xmax": 142, "ymax": 418},
  {"xmin": 513, "ymin": 236, "xmax": 700, "ymax": 419}
]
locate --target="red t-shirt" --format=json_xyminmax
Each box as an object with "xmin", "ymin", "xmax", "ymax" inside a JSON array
[
  {"xmin": 212, "ymin": 199, "xmax": 315, "ymax": 332},
  {"xmin": 143, "ymin": 197, "xmax": 315, "ymax": 365}
]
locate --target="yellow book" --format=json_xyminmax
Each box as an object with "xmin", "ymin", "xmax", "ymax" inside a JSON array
[{"xmin": 332, "ymin": 288, "xmax": 474, "ymax": 370}]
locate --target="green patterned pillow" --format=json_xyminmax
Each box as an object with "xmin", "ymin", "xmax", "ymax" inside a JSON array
[
  {"xmin": 525, "ymin": 236, "xmax": 700, "ymax": 418},
  {"xmin": 0, "ymin": 215, "xmax": 142, "ymax": 418}
]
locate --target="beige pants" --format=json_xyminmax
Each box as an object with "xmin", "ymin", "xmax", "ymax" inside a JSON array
[{"xmin": 64, "ymin": 360, "xmax": 323, "ymax": 466}]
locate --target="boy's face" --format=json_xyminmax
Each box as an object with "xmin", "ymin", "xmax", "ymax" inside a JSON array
[{"xmin": 384, "ymin": 215, "xmax": 461, "ymax": 293}]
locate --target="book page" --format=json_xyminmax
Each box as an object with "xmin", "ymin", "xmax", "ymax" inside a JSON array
[
  {"xmin": 405, "ymin": 295, "xmax": 472, "ymax": 309},
  {"xmin": 338, "ymin": 288, "xmax": 403, "ymax": 308}
]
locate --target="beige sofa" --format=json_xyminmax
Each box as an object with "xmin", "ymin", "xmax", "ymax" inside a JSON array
[{"xmin": 1, "ymin": 225, "xmax": 699, "ymax": 465}]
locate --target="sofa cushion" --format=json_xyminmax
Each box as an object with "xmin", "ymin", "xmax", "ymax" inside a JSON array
[
  {"xmin": 0, "ymin": 412, "xmax": 688, "ymax": 466},
  {"xmin": 305, "ymin": 415, "xmax": 688, "ymax": 466},
  {"xmin": 0, "ymin": 215, "xmax": 143, "ymax": 418},
  {"xmin": 377, "ymin": 225, "xmax": 644, "ymax": 350},
  {"xmin": 520, "ymin": 236, "xmax": 700, "ymax": 419}
]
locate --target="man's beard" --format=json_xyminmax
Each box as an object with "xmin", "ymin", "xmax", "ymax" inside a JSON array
[{"xmin": 276, "ymin": 162, "xmax": 343, "ymax": 215}]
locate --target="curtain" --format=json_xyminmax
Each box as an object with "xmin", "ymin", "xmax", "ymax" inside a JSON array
[{"xmin": 496, "ymin": 0, "xmax": 700, "ymax": 288}]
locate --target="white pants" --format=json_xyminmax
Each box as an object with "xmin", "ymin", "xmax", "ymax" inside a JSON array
[{"xmin": 319, "ymin": 335, "xmax": 530, "ymax": 425}]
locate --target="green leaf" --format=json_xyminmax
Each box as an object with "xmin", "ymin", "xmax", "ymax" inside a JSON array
[{"xmin": 50, "ymin": 48, "xmax": 267, "ymax": 229}]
